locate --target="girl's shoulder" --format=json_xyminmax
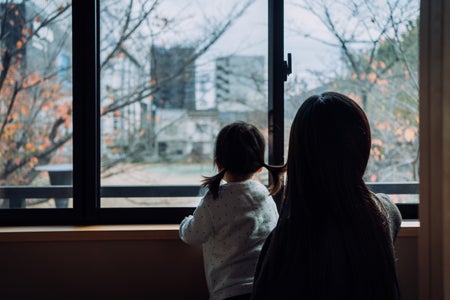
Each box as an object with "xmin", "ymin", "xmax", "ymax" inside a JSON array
[{"xmin": 220, "ymin": 179, "xmax": 268, "ymax": 192}]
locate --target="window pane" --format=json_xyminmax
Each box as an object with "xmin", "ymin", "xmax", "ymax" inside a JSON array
[
  {"xmin": 284, "ymin": 0, "xmax": 419, "ymax": 202},
  {"xmin": 0, "ymin": 1, "xmax": 73, "ymax": 209},
  {"xmin": 100, "ymin": 0, "xmax": 268, "ymax": 207}
]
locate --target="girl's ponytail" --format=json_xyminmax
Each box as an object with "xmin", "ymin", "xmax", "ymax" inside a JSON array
[
  {"xmin": 201, "ymin": 169, "xmax": 226, "ymax": 199},
  {"xmin": 262, "ymin": 163, "xmax": 287, "ymax": 195}
]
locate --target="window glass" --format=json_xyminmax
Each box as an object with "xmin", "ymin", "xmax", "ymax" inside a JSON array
[
  {"xmin": 0, "ymin": 1, "xmax": 73, "ymax": 209},
  {"xmin": 284, "ymin": 0, "xmax": 419, "ymax": 203},
  {"xmin": 100, "ymin": 0, "xmax": 268, "ymax": 207}
]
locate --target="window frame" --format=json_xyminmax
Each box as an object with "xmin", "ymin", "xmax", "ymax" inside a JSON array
[{"xmin": 0, "ymin": 0, "xmax": 418, "ymax": 226}]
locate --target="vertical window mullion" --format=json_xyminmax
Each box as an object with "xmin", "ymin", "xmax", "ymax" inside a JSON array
[
  {"xmin": 72, "ymin": 0, "xmax": 100, "ymax": 224},
  {"xmin": 268, "ymin": 0, "xmax": 285, "ymax": 208},
  {"xmin": 268, "ymin": 0, "xmax": 285, "ymax": 167}
]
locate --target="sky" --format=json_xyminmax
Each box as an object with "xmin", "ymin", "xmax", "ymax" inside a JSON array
[
  {"xmin": 99, "ymin": 0, "xmax": 418, "ymax": 108},
  {"xmin": 153, "ymin": 0, "xmax": 336, "ymax": 108}
]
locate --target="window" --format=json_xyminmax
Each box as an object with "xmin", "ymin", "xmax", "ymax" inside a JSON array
[
  {"xmin": 0, "ymin": 1, "xmax": 73, "ymax": 214},
  {"xmin": 283, "ymin": 0, "xmax": 419, "ymax": 218},
  {"xmin": 99, "ymin": 0, "xmax": 269, "ymax": 210},
  {"xmin": 0, "ymin": 0, "xmax": 418, "ymax": 225}
]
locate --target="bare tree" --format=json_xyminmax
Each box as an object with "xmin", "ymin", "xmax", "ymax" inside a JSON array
[
  {"xmin": 285, "ymin": 0, "xmax": 420, "ymax": 182},
  {"xmin": 99, "ymin": 0, "xmax": 257, "ymax": 170},
  {"xmin": 0, "ymin": 0, "xmax": 258, "ymax": 185}
]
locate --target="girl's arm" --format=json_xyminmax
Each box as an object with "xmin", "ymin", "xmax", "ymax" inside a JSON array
[{"xmin": 179, "ymin": 197, "xmax": 214, "ymax": 245}]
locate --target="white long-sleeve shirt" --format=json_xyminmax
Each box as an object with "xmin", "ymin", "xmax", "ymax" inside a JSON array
[{"xmin": 179, "ymin": 180, "xmax": 279, "ymax": 300}]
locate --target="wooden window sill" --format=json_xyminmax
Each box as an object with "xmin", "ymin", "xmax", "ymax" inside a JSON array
[
  {"xmin": 0, "ymin": 221, "xmax": 418, "ymax": 242},
  {"xmin": 0, "ymin": 224, "xmax": 180, "ymax": 242},
  {"xmin": 398, "ymin": 220, "xmax": 419, "ymax": 237}
]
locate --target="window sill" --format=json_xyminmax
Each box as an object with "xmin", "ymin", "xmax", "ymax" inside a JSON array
[
  {"xmin": 0, "ymin": 224, "xmax": 180, "ymax": 242},
  {"xmin": 398, "ymin": 220, "xmax": 419, "ymax": 237},
  {"xmin": 0, "ymin": 221, "xmax": 418, "ymax": 242}
]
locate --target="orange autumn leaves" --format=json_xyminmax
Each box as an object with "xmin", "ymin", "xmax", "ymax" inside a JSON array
[{"xmin": 0, "ymin": 66, "xmax": 71, "ymax": 172}]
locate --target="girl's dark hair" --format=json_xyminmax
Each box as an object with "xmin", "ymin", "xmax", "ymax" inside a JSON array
[
  {"xmin": 284, "ymin": 92, "xmax": 399, "ymax": 299},
  {"xmin": 202, "ymin": 121, "xmax": 286, "ymax": 199}
]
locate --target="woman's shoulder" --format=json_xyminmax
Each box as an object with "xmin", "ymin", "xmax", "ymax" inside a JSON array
[
  {"xmin": 373, "ymin": 193, "xmax": 400, "ymax": 215},
  {"xmin": 373, "ymin": 193, "xmax": 402, "ymax": 240}
]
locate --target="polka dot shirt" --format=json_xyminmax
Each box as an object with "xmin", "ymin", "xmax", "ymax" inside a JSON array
[{"xmin": 179, "ymin": 180, "xmax": 279, "ymax": 300}]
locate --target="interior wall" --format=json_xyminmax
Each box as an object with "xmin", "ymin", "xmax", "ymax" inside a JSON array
[
  {"xmin": 418, "ymin": 0, "xmax": 450, "ymax": 298},
  {"xmin": 396, "ymin": 236, "xmax": 419, "ymax": 300},
  {"xmin": 1, "ymin": 239, "xmax": 208, "ymax": 300},
  {"xmin": 0, "ymin": 235, "xmax": 417, "ymax": 300}
]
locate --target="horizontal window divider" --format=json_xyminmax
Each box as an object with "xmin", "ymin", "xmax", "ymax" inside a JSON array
[
  {"xmin": 100, "ymin": 185, "xmax": 203, "ymax": 198},
  {"xmin": 95, "ymin": 207, "xmax": 196, "ymax": 224},
  {"xmin": 0, "ymin": 182, "xmax": 419, "ymax": 199},
  {"xmin": 0, "ymin": 183, "xmax": 419, "ymax": 222},
  {"xmin": 395, "ymin": 203, "xmax": 418, "ymax": 220},
  {"xmin": 366, "ymin": 182, "xmax": 419, "ymax": 194},
  {"xmin": 0, "ymin": 186, "xmax": 72, "ymax": 198}
]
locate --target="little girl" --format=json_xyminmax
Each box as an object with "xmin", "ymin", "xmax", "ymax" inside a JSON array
[{"xmin": 179, "ymin": 121, "xmax": 285, "ymax": 300}]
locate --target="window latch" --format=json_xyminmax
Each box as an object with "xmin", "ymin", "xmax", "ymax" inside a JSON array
[{"xmin": 283, "ymin": 53, "xmax": 292, "ymax": 82}]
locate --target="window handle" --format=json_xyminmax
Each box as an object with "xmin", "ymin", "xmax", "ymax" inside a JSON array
[{"xmin": 283, "ymin": 53, "xmax": 292, "ymax": 81}]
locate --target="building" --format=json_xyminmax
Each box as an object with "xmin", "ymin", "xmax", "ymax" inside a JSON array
[
  {"xmin": 153, "ymin": 108, "xmax": 219, "ymax": 162},
  {"xmin": 0, "ymin": 2, "xmax": 73, "ymax": 86},
  {"xmin": 150, "ymin": 46, "xmax": 196, "ymax": 110},
  {"xmin": 215, "ymin": 55, "xmax": 266, "ymax": 127},
  {"xmin": 100, "ymin": 48, "xmax": 144, "ymax": 157}
]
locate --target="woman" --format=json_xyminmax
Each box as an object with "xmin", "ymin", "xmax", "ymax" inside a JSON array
[{"xmin": 251, "ymin": 92, "xmax": 401, "ymax": 300}]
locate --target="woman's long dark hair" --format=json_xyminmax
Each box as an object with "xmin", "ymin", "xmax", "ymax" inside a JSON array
[
  {"xmin": 283, "ymin": 92, "xmax": 399, "ymax": 299},
  {"xmin": 202, "ymin": 121, "xmax": 286, "ymax": 199}
]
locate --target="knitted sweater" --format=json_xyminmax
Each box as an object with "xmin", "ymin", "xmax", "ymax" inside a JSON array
[{"xmin": 251, "ymin": 192, "xmax": 402, "ymax": 300}]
